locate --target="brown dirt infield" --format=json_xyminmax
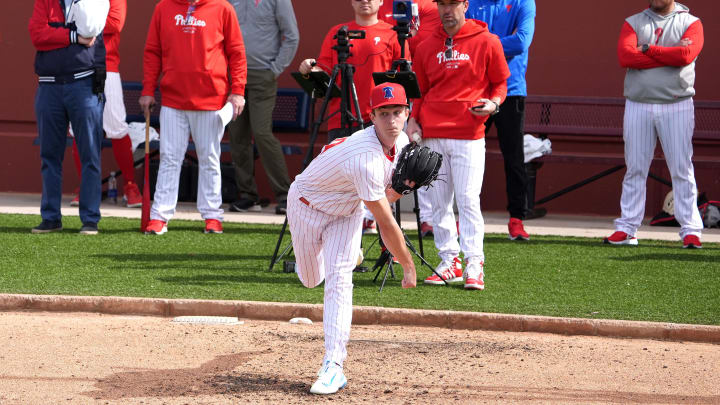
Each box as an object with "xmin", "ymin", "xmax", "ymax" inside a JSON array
[{"xmin": 1, "ymin": 311, "xmax": 719, "ymax": 404}]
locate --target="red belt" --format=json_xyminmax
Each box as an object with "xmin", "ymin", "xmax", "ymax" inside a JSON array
[{"xmin": 299, "ymin": 197, "xmax": 310, "ymax": 206}]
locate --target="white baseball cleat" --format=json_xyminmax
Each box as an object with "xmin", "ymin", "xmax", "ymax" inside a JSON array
[{"xmin": 310, "ymin": 362, "xmax": 347, "ymax": 395}]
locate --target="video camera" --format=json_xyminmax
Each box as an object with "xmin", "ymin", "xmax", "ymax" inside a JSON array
[
  {"xmin": 333, "ymin": 25, "xmax": 366, "ymax": 63},
  {"xmin": 392, "ymin": 0, "xmax": 418, "ymax": 24},
  {"xmin": 334, "ymin": 25, "xmax": 366, "ymax": 44}
]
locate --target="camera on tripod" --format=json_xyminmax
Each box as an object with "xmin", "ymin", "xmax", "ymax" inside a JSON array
[{"xmin": 392, "ymin": 0, "xmax": 417, "ymax": 23}]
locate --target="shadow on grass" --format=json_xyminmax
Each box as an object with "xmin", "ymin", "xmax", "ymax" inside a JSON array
[
  {"xmin": 93, "ymin": 253, "xmax": 276, "ymax": 262},
  {"xmin": 610, "ymin": 252, "xmax": 720, "ymax": 263},
  {"xmin": 155, "ymin": 273, "xmax": 298, "ymax": 286}
]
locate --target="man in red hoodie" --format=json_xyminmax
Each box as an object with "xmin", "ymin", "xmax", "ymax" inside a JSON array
[
  {"xmin": 69, "ymin": 0, "xmax": 143, "ymax": 209},
  {"xmin": 407, "ymin": 0, "xmax": 509, "ymax": 290},
  {"xmin": 140, "ymin": 0, "xmax": 247, "ymax": 235}
]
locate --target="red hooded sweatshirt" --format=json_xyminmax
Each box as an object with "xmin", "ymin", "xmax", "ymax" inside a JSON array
[
  {"xmin": 104, "ymin": 0, "xmax": 126, "ymax": 73},
  {"xmin": 142, "ymin": 0, "xmax": 247, "ymax": 111},
  {"xmin": 411, "ymin": 19, "xmax": 509, "ymax": 140}
]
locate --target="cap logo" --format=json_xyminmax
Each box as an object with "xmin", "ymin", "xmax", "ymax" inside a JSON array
[{"xmin": 382, "ymin": 86, "xmax": 395, "ymax": 100}]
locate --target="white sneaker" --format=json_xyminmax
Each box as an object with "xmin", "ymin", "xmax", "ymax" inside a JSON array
[
  {"xmin": 464, "ymin": 259, "xmax": 485, "ymax": 290},
  {"xmin": 310, "ymin": 362, "xmax": 347, "ymax": 395}
]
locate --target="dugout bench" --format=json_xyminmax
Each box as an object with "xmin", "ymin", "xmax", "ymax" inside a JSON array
[{"xmin": 518, "ymin": 95, "xmax": 720, "ymax": 217}]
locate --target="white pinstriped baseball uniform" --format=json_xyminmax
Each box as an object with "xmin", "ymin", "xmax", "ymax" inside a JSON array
[
  {"xmin": 102, "ymin": 71, "xmax": 130, "ymax": 139},
  {"xmin": 423, "ymin": 137, "xmax": 486, "ymax": 262},
  {"xmin": 150, "ymin": 106, "xmax": 226, "ymax": 222},
  {"xmin": 287, "ymin": 126, "xmax": 408, "ymax": 367},
  {"xmin": 616, "ymin": 4, "xmax": 704, "ymax": 239}
]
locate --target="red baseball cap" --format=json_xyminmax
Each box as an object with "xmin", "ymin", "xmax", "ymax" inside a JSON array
[{"xmin": 370, "ymin": 83, "xmax": 408, "ymax": 109}]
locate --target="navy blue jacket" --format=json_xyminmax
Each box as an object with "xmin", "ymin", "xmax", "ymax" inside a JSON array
[{"xmin": 29, "ymin": 0, "xmax": 106, "ymax": 78}]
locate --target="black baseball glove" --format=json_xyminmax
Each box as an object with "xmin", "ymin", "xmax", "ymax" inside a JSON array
[{"xmin": 391, "ymin": 142, "xmax": 443, "ymax": 195}]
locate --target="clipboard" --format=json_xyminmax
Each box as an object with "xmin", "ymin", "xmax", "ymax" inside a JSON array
[
  {"xmin": 372, "ymin": 70, "xmax": 421, "ymax": 99},
  {"xmin": 291, "ymin": 71, "xmax": 342, "ymax": 99}
]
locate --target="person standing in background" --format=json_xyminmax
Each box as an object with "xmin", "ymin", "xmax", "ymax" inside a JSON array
[
  {"xmin": 605, "ymin": 0, "xmax": 704, "ymax": 249},
  {"xmin": 226, "ymin": 0, "xmax": 299, "ymax": 215},
  {"xmin": 298, "ymin": 0, "xmax": 409, "ymax": 234},
  {"xmin": 407, "ymin": 0, "xmax": 510, "ymax": 290},
  {"xmin": 140, "ymin": 0, "xmax": 247, "ymax": 235},
  {"xmin": 466, "ymin": 0, "xmax": 536, "ymax": 241},
  {"xmin": 29, "ymin": 0, "xmax": 107, "ymax": 235},
  {"xmin": 69, "ymin": 0, "xmax": 143, "ymax": 209}
]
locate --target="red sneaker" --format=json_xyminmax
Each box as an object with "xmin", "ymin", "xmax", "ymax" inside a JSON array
[
  {"xmin": 145, "ymin": 219, "xmax": 167, "ymax": 235},
  {"xmin": 603, "ymin": 231, "xmax": 638, "ymax": 246},
  {"xmin": 124, "ymin": 181, "xmax": 142, "ymax": 208},
  {"xmin": 424, "ymin": 257, "xmax": 463, "ymax": 285},
  {"xmin": 362, "ymin": 218, "xmax": 377, "ymax": 234},
  {"xmin": 70, "ymin": 188, "xmax": 80, "ymax": 207},
  {"xmin": 682, "ymin": 235, "xmax": 702, "ymax": 249},
  {"xmin": 464, "ymin": 260, "xmax": 485, "ymax": 291},
  {"xmin": 204, "ymin": 219, "xmax": 223, "ymax": 234},
  {"xmin": 420, "ymin": 222, "xmax": 433, "ymax": 238},
  {"xmin": 508, "ymin": 218, "xmax": 530, "ymax": 241}
]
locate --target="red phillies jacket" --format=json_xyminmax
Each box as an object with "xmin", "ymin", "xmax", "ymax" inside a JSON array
[
  {"xmin": 412, "ymin": 19, "xmax": 509, "ymax": 140},
  {"xmin": 141, "ymin": 0, "xmax": 247, "ymax": 111},
  {"xmin": 104, "ymin": 0, "xmax": 126, "ymax": 73}
]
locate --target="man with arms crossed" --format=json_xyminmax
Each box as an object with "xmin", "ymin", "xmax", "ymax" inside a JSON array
[
  {"xmin": 287, "ymin": 83, "xmax": 417, "ymax": 395},
  {"xmin": 605, "ymin": 0, "xmax": 704, "ymax": 248},
  {"xmin": 407, "ymin": 0, "xmax": 509, "ymax": 290}
]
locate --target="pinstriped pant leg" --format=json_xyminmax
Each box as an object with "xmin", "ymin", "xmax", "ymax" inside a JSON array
[
  {"xmin": 424, "ymin": 138, "xmax": 460, "ymax": 262},
  {"xmin": 615, "ymin": 100, "xmax": 656, "ymax": 235},
  {"xmin": 188, "ymin": 109, "xmax": 225, "ymax": 221},
  {"xmin": 288, "ymin": 184, "xmax": 327, "ymax": 288},
  {"xmin": 453, "ymin": 138, "xmax": 485, "ymax": 262},
  {"xmin": 151, "ymin": 106, "xmax": 190, "ymax": 222},
  {"xmin": 656, "ymin": 98, "xmax": 703, "ymax": 238},
  {"xmin": 322, "ymin": 209, "xmax": 363, "ymax": 368}
]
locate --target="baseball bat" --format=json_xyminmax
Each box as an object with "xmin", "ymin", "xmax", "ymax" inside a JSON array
[{"xmin": 140, "ymin": 111, "xmax": 151, "ymax": 232}]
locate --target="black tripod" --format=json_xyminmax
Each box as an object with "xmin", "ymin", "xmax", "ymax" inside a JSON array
[
  {"xmin": 367, "ymin": 20, "xmax": 447, "ymax": 291},
  {"xmin": 268, "ymin": 26, "xmax": 366, "ymax": 272}
]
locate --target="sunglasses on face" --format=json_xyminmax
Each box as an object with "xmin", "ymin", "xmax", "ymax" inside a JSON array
[{"xmin": 444, "ymin": 37, "xmax": 454, "ymax": 59}]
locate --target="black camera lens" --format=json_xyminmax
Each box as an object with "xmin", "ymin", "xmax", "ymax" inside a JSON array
[{"xmin": 395, "ymin": 2, "xmax": 407, "ymax": 12}]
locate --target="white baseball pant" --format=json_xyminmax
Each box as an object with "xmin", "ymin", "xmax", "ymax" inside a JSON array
[
  {"xmin": 150, "ymin": 106, "xmax": 225, "ymax": 222},
  {"xmin": 102, "ymin": 72, "xmax": 129, "ymax": 139},
  {"xmin": 423, "ymin": 137, "xmax": 486, "ymax": 263},
  {"xmin": 287, "ymin": 183, "xmax": 363, "ymax": 368},
  {"xmin": 615, "ymin": 98, "xmax": 703, "ymax": 238}
]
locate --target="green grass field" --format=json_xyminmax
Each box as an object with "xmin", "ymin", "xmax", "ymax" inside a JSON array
[{"xmin": 1, "ymin": 213, "xmax": 718, "ymax": 325}]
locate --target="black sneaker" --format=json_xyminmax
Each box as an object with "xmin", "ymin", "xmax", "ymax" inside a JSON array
[
  {"xmin": 229, "ymin": 198, "xmax": 261, "ymax": 212},
  {"xmin": 79, "ymin": 222, "xmax": 99, "ymax": 235},
  {"xmin": 275, "ymin": 200, "xmax": 287, "ymax": 215},
  {"xmin": 31, "ymin": 220, "xmax": 63, "ymax": 234}
]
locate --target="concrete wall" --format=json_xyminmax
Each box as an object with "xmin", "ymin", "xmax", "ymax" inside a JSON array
[{"xmin": 1, "ymin": 1, "xmax": 718, "ymax": 216}]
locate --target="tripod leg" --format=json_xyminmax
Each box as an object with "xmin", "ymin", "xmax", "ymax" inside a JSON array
[
  {"xmin": 413, "ymin": 190, "xmax": 424, "ymax": 257},
  {"xmin": 268, "ymin": 216, "xmax": 289, "ymax": 271},
  {"xmin": 372, "ymin": 249, "xmax": 392, "ymax": 283},
  {"xmin": 403, "ymin": 232, "xmax": 449, "ymax": 286},
  {"xmin": 379, "ymin": 261, "xmax": 393, "ymax": 292}
]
